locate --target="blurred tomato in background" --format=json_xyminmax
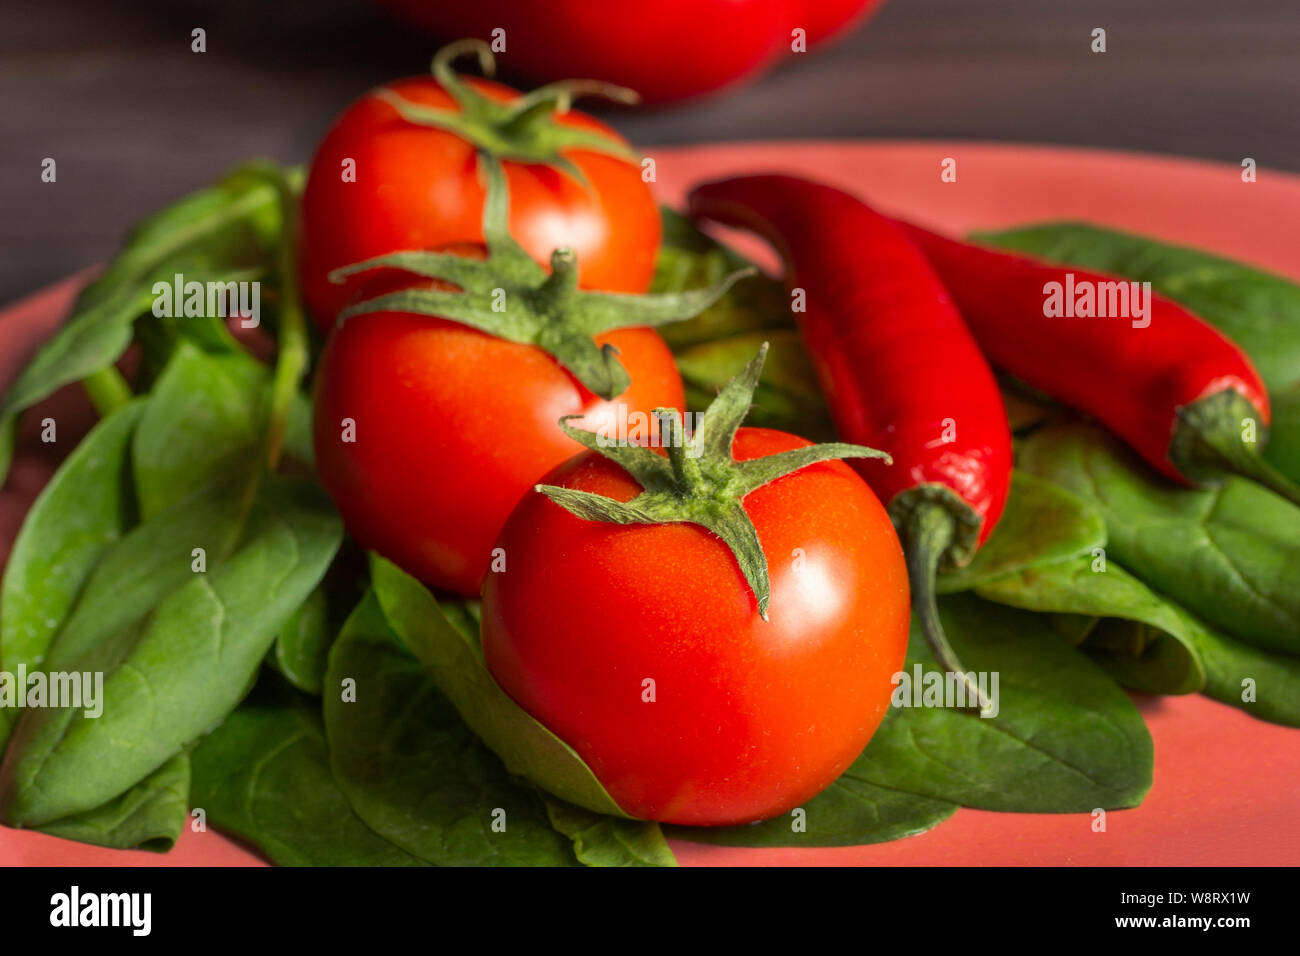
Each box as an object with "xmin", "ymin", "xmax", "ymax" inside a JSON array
[{"xmin": 378, "ymin": 0, "xmax": 885, "ymax": 105}]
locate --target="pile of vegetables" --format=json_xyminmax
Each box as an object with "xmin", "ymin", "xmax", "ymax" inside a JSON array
[{"xmin": 0, "ymin": 43, "xmax": 1297, "ymax": 866}]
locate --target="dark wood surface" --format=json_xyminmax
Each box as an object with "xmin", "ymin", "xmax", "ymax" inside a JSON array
[{"xmin": 2, "ymin": 0, "xmax": 1297, "ymax": 304}]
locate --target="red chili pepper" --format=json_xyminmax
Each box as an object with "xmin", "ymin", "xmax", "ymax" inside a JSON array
[
  {"xmin": 898, "ymin": 221, "xmax": 1300, "ymax": 506},
  {"xmin": 689, "ymin": 175, "xmax": 1013, "ymax": 706}
]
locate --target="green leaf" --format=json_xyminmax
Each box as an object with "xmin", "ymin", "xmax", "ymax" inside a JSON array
[
  {"xmin": 1185, "ymin": 624, "xmax": 1300, "ymax": 727},
  {"xmin": 1263, "ymin": 385, "xmax": 1300, "ymax": 483},
  {"xmin": 678, "ymin": 330, "xmax": 835, "ymax": 439},
  {"xmin": 1, "ymin": 400, "xmax": 144, "ymax": 677},
  {"xmin": 369, "ymin": 555, "xmax": 628, "ymax": 817},
  {"xmin": 652, "ymin": 207, "xmax": 791, "ymax": 351},
  {"xmin": 937, "ymin": 471, "xmax": 1106, "ymax": 594},
  {"xmin": 1019, "ymin": 422, "xmax": 1300, "ymax": 655},
  {"xmin": 131, "ymin": 343, "xmax": 268, "ymax": 518},
  {"xmin": 975, "ymin": 559, "xmax": 1206, "ymax": 695},
  {"xmin": 540, "ymin": 796, "xmax": 676, "ymax": 866},
  {"xmin": 0, "ymin": 163, "xmax": 285, "ymax": 486},
  {"xmin": 670, "ymin": 775, "xmax": 956, "ymax": 849},
  {"xmin": 0, "ymin": 478, "xmax": 341, "ymax": 826},
  {"xmin": 190, "ymin": 676, "xmax": 430, "ymax": 866},
  {"xmin": 37, "ymin": 754, "xmax": 189, "ymax": 852},
  {"xmin": 323, "ymin": 592, "xmax": 579, "ymax": 866},
  {"xmin": 269, "ymin": 586, "xmax": 333, "ymax": 696},
  {"xmin": 854, "ymin": 596, "xmax": 1153, "ymax": 812},
  {"xmin": 0, "ymin": 416, "xmax": 14, "ymax": 493},
  {"xmin": 974, "ymin": 221, "xmax": 1300, "ymax": 393}
]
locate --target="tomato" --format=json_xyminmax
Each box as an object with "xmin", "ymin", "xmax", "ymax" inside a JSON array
[
  {"xmin": 299, "ymin": 70, "xmax": 659, "ymax": 330},
  {"xmin": 377, "ymin": 2, "xmax": 887, "ymax": 104},
  {"xmin": 377, "ymin": 1, "xmax": 788, "ymax": 105},
  {"xmin": 312, "ymin": 307, "xmax": 684, "ymax": 596},
  {"xmin": 481, "ymin": 426, "xmax": 910, "ymax": 825}
]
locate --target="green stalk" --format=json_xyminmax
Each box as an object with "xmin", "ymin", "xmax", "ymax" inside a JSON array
[
  {"xmin": 1172, "ymin": 388, "xmax": 1300, "ymax": 508},
  {"xmin": 80, "ymin": 366, "xmax": 133, "ymax": 417},
  {"xmin": 266, "ymin": 173, "xmax": 308, "ymax": 473},
  {"xmin": 902, "ymin": 502, "xmax": 991, "ymax": 715}
]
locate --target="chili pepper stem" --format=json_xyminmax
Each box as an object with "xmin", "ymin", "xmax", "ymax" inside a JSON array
[
  {"xmin": 1209, "ymin": 444, "xmax": 1300, "ymax": 507},
  {"xmin": 903, "ymin": 502, "xmax": 992, "ymax": 716},
  {"xmin": 80, "ymin": 366, "xmax": 133, "ymax": 418},
  {"xmin": 1172, "ymin": 391, "xmax": 1300, "ymax": 507}
]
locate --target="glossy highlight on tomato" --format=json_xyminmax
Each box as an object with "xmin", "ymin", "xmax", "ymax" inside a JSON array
[{"xmin": 481, "ymin": 427, "xmax": 911, "ymax": 825}]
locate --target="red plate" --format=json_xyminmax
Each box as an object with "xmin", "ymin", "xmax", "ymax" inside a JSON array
[{"xmin": 3, "ymin": 141, "xmax": 1299, "ymax": 866}]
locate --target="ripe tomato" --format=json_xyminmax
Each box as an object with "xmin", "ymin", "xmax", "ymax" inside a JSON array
[
  {"xmin": 481, "ymin": 427, "xmax": 910, "ymax": 825},
  {"xmin": 378, "ymin": 2, "xmax": 886, "ymax": 104},
  {"xmin": 312, "ymin": 308, "xmax": 684, "ymax": 596},
  {"xmin": 378, "ymin": 1, "xmax": 788, "ymax": 105},
  {"xmin": 299, "ymin": 72, "xmax": 659, "ymax": 330}
]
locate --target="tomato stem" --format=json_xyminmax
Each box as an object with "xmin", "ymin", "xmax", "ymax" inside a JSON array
[
  {"xmin": 902, "ymin": 502, "xmax": 991, "ymax": 716},
  {"xmin": 375, "ymin": 39, "xmax": 641, "ymax": 181},
  {"xmin": 535, "ymin": 345, "xmax": 892, "ymax": 621},
  {"xmin": 332, "ymin": 155, "xmax": 753, "ymax": 400},
  {"xmin": 80, "ymin": 366, "xmax": 132, "ymax": 418}
]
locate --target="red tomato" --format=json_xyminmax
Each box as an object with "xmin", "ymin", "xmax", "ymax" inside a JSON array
[
  {"xmin": 377, "ymin": 2, "xmax": 885, "ymax": 104},
  {"xmin": 299, "ymin": 74, "xmax": 659, "ymax": 330},
  {"xmin": 312, "ymin": 306, "xmax": 684, "ymax": 596},
  {"xmin": 481, "ymin": 427, "xmax": 910, "ymax": 825}
]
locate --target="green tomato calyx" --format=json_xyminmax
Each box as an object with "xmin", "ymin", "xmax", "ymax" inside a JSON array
[
  {"xmin": 535, "ymin": 344, "xmax": 892, "ymax": 620},
  {"xmin": 371, "ymin": 39, "xmax": 641, "ymax": 182},
  {"xmin": 331, "ymin": 155, "xmax": 753, "ymax": 399}
]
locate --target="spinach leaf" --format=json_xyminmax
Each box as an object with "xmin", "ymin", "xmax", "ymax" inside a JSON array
[
  {"xmin": 269, "ymin": 586, "xmax": 333, "ymax": 696},
  {"xmin": 670, "ymin": 773, "xmax": 956, "ymax": 849},
  {"xmin": 0, "ymin": 417, "xmax": 13, "ymax": 498},
  {"xmin": 1263, "ymin": 385, "xmax": 1300, "ymax": 483},
  {"xmin": 323, "ymin": 592, "xmax": 581, "ymax": 866},
  {"xmin": 652, "ymin": 207, "xmax": 789, "ymax": 350},
  {"xmin": 1019, "ymin": 422, "xmax": 1300, "ymax": 655},
  {"xmin": 540, "ymin": 796, "xmax": 676, "ymax": 866},
  {"xmin": 0, "ymin": 163, "xmax": 285, "ymax": 486},
  {"xmin": 854, "ymin": 596, "xmax": 1153, "ymax": 812},
  {"xmin": 974, "ymin": 559, "xmax": 1206, "ymax": 695},
  {"xmin": 0, "ymin": 400, "xmax": 143, "ymax": 679},
  {"xmin": 0, "ymin": 477, "xmax": 341, "ymax": 826},
  {"xmin": 369, "ymin": 555, "xmax": 627, "ymax": 818},
  {"xmin": 937, "ymin": 471, "xmax": 1106, "ymax": 594},
  {"xmin": 1186, "ymin": 624, "xmax": 1300, "ymax": 727},
  {"xmin": 37, "ymin": 754, "xmax": 189, "ymax": 852},
  {"xmin": 191, "ymin": 676, "xmax": 429, "ymax": 867},
  {"xmin": 676, "ymin": 329, "xmax": 835, "ymax": 439},
  {"xmin": 131, "ymin": 343, "xmax": 268, "ymax": 519},
  {"xmin": 973, "ymin": 221, "xmax": 1300, "ymax": 392},
  {"xmin": 680, "ymin": 594, "xmax": 1151, "ymax": 844}
]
